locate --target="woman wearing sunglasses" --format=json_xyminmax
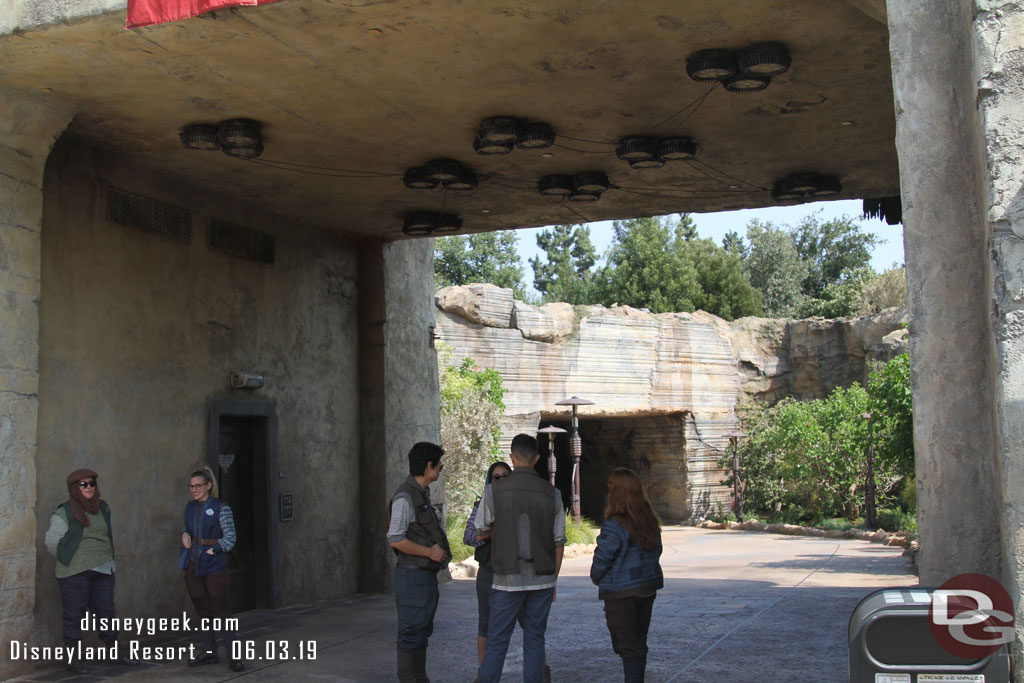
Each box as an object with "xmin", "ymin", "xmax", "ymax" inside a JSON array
[
  {"xmin": 44, "ymin": 469, "xmax": 130, "ymax": 674},
  {"xmin": 179, "ymin": 466, "xmax": 242, "ymax": 671}
]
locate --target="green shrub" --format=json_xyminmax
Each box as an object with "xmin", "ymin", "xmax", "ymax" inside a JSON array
[
  {"xmin": 819, "ymin": 517, "xmax": 865, "ymax": 531},
  {"xmin": 874, "ymin": 508, "xmax": 917, "ymax": 533},
  {"xmin": 445, "ymin": 513, "xmax": 475, "ymax": 564},
  {"xmin": 564, "ymin": 513, "xmax": 599, "ymax": 545},
  {"xmin": 734, "ymin": 354, "xmax": 914, "ymax": 523}
]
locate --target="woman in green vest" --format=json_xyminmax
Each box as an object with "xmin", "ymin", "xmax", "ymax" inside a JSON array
[{"xmin": 44, "ymin": 468, "xmax": 125, "ymax": 674}]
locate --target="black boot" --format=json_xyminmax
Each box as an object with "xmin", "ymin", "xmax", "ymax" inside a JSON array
[
  {"xmin": 396, "ymin": 646, "xmax": 417, "ymax": 682},
  {"xmin": 65, "ymin": 641, "xmax": 87, "ymax": 675},
  {"xmin": 413, "ymin": 647, "xmax": 430, "ymax": 683},
  {"xmin": 623, "ymin": 655, "xmax": 645, "ymax": 683},
  {"xmin": 222, "ymin": 629, "xmax": 244, "ymax": 671},
  {"xmin": 189, "ymin": 631, "xmax": 219, "ymax": 667},
  {"xmin": 102, "ymin": 641, "xmax": 139, "ymax": 665}
]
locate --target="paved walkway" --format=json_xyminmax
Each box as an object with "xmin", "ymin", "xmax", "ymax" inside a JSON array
[{"xmin": 12, "ymin": 527, "xmax": 917, "ymax": 683}]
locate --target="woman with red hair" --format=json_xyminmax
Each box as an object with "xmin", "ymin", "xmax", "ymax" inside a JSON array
[{"xmin": 590, "ymin": 468, "xmax": 664, "ymax": 683}]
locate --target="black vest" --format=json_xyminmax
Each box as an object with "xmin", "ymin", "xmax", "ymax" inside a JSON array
[
  {"xmin": 388, "ymin": 476, "xmax": 450, "ymax": 572},
  {"xmin": 492, "ymin": 469, "xmax": 557, "ymax": 575}
]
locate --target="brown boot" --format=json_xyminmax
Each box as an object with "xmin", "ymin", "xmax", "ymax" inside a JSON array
[
  {"xmin": 396, "ymin": 646, "xmax": 417, "ymax": 682},
  {"xmin": 413, "ymin": 648, "xmax": 430, "ymax": 683}
]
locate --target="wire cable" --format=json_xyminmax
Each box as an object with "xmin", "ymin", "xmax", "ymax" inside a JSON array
[{"xmin": 643, "ymin": 83, "xmax": 718, "ymax": 134}]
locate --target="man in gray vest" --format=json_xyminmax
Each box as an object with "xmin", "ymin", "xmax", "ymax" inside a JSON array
[
  {"xmin": 387, "ymin": 442, "xmax": 451, "ymax": 682},
  {"xmin": 475, "ymin": 433, "xmax": 566, "ymax": 683}
]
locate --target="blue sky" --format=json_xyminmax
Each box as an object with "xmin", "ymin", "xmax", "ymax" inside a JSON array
[{"xmin": 514, "ymin": 199, "xmax": 905, "ymax": 296}]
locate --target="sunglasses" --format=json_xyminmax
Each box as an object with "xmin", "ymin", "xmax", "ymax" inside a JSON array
[
  {"xmin": 78, "ymin": 480, "xmax": 96, "ymax": 489},
  {"xmin": 492, "ymin": 472, "xmax": 510, "ymax": 480}
]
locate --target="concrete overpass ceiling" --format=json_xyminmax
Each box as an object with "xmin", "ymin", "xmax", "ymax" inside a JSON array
[{"xmin": 0, "ymin": 0, "xmax": 899, "ymax": 239}]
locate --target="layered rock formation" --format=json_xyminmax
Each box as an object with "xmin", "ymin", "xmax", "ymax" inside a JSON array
[{"xmin": 435, "ymin": 284, "xmax": 907, "ymax": 522}]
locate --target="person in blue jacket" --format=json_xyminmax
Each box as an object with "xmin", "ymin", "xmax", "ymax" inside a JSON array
[
  {"xmin": 179, "ymin": 466, "xmax": 242, "ymax": 671},
  {"xmin": 590, "ymin": 468, "xmax": 664, "ymax": 683}
]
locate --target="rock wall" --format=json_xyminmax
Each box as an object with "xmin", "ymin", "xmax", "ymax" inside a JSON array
[
  {"xmin": 435, "ymin": 284, "xmax": 907, "ymax": 522},
  {"xmin": 0, "ymin": 89, "xmax": 72, "ymax": 679}
]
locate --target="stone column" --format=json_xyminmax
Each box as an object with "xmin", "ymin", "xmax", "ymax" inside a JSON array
[
  {"xmin": 974, "ymin": 0, "xmax": 1024, "ymax": 672},
  {"xmin": 358, "ymin": 237, "xmax": 441, "ymax": 592},
  {"xmin": 0, "ymin": 88, "xmax": 71, "ymax": 679},
  {"xmin": 888, "ymin": 0, "xmax": 1022, "ymax": 672}
]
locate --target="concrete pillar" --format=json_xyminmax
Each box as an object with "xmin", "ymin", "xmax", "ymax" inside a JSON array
[
  {"xmin": 888, "ymin": 0, "xmax": 1023, "ymax": 672},
  {"xmin": 0, "ymin": 88, "xmax": 71, "ymax": 679},
  {"xmin": 358, "ymin": 237, "xmax": 441, "ymax": 592}
]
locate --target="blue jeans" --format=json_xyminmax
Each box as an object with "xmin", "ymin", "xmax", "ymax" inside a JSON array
[{"xmin": 479, "ymin": 587, "xmax": 554, "ymax": 683}]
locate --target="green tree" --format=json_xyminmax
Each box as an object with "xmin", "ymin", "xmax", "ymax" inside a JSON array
[
  {"xmin": 687, "ymin": 238, "xmax": 762, "ymax": 320},
  {"xmin": 438, "ymin": 345, "xmax": 506, "ymax": 518},
  {"xmin": 597, "ymin": 216, "xmax": 702, "ymax": 313},
  {"xmin": 722, "ymin": 230, "xmax": 748, "ymax": 259},
  {"xmin": 744, "ymin": 220, "xmax": 807, "ymax": 317},
  {"xmin": 434, "ymin": 231, "xmax": 526, "ymax": 298},
  {"xmin": 854, "ymin": 266, "xmax": 908, "ymax": 314},
  {"xmin": 798, "ymin": 267, "xmax": 873, "ymax": 318},
  {"xmin": 530, "ymin": 224, "xmax": 599, "ymax": 304},
  {"xmin": 793, "ymin": 213, "xmax": 880, "ymax": 298},
  {"xmin": 676, "ymin": 213, "xmax": 698, "ymax": 241},
  {"xmin": 866, "ymin": 353, "xmax": 914, "ymax": 481}
]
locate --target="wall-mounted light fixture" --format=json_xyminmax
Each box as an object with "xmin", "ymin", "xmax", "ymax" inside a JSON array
[
  {"xmin": 425, "ymin": 159, "xmax": 462, "ymax": 182},
  {"xmin": 230, "ymin": 371, "xmax": 265, "ymax": 390},
  {"xmin": 217, "ymin": 119, "xmax": 264, "ymax": 159},
  {"xmin": 615, "ymin": 136, "xmax": 699, "ymax": 169},
  {"xmin": 686, "ymin": 49, "xmax": 737, "ymax": 81},
  {"xmin": 403, "ymin": 160, "xmax": 477, "ymax": 192},
  {"xmin": 474, "ymin": 116, "xmax": 557, "ymax": 155},
  {"xmin": 434, "ymin": 213, "xmax": 464, "ymax": 232},
  {"xmin": 737, "ymin": 43, "xmax": 791, "ymax": 76},
  {"xmin": 657, "ymin": 137, "xmax": 699, "ymax": 160},
  {"xmin": 573, "ymin": 172, "xmax": 610, "ymax": 194},
  {"xmin": 615, "ymin": 136, "xmax": 658, "ymax": 161},
  {"xmin": 180, "ymin": 119, "xmax": 264, "ymax": 158},
  {"xmin": 473, "ymin": 137, "xmax": 515, "ymax": 155},
  {"xmin": 686, "ymin": 43, "xmax": 790, "ymax": 93},
  {"xmin": 403, "ymin": 167, "xmax": 440, "ymax": 189},
  {"xmin": 723, "ymin": 73, "xmax": 771, "ymax": 93},
  {"xmin": 538, "ymin": 174, "xmax": 574, "ymax": 197},
  {"xmin": 477, "ymin": 117, "xmax": 520, "ymax": 144},
  {"xmin": 179, "ymin": 124, "xmax": 221, "ymax": 151},
  {"xmin": 445, "ymin": 169, "xmax": 478, "ymax": 192},
  {"xmin": 516, "ymin": 123, "xmax": 556, "ymax": 149},
  {"xmin": 402, "ymin": 211, "xmax": 463, "ymax": 236},
  {"xmin": 772, "ymin": 172, "xmax": 842, "ymax": 202}
]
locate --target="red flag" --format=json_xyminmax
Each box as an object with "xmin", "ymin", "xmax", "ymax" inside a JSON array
[{"xmin": 126, "ymin": 0, "xmax": 281, "ymax": 29}]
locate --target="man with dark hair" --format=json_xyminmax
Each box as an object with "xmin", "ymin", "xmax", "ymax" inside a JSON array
[
  {"xmin": 387, "ymin": 442, "xmax": 450, "ymax": 682},
  {"xmin": 475, "ymin": 433, "xmax": 566, "ymax": 683}
]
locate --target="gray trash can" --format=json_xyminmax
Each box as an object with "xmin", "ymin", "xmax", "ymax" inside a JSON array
[{"xmin": 849, "ymin": 588, "xmax": 1010, "ymax": 682}]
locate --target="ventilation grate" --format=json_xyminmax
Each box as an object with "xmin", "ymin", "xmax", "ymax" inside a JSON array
[
  {"xmin": 209, "ymin": 219, "xmax": 275, "ymax": 264},
  {"xmin": 107, "ymin": 188, "xmax": 192, "ymax": 243}
]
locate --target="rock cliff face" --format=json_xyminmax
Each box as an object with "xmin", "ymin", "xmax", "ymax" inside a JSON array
[{"xmin": 434, "ymin": 284, "xmax": 907, "ymax": 522}]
